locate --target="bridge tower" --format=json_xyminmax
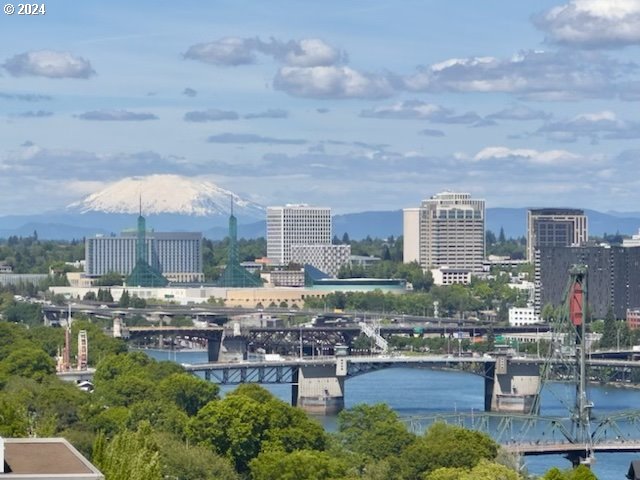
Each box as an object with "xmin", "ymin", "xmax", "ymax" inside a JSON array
[
  {"xmin": 77, "ymin": 330, "xmax": 88, "ymax": 371},
  {"xmin": 568, "ymin": 265, "xmax": 594, "ymax": 466},
  {"xmin": 539, "ymin": 264, "xmax": 594, "ymax": 467}
]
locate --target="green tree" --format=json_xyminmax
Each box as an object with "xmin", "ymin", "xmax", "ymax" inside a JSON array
[
  {"xmin": 119, "ymin": 290, "xmax": 131, "ymax": 307},
  {"xmin": 600, "ymin": 307, "xmax": 617, "ymax": 349},
  {"xmin": 187, "ymin": 394, "xmax": 268, "ymax": 472},
  {"xmin": 250, "ymin": 449, "xmax": 349, "ymax": 480},
  {"xmin": 337, "ymin": 403, "xmax": 415, "ymax": 460},
  {"xmin": 0, "ymin": 345, "xmax": 55, "ymax": 382},
  {"xmin": 498, "ymin": 227, "xmax": 506, "ymax": 243},
  {"xmin": 83, "ymin": 291, "xmax": 97, "ymax": 301},
  {"xmin": 399, "ymin": 423, "xmax": 498, "ymax": 479},
  {"xmin": 92, "ymin": 423, "xmax": 162, "ymax": 480},
  {"xmin": 426, "ymin": 459, "xmax": 520, "ymax": 480},
  {"xmin": 541, "ymin": 303, "xmax": 556, "ymax": 322},
  {"xmin": 94, "ymin": 271, "xmax": 124, "ymax": 287},
  {"xmin": 130, "ymin": 296, "xmax": 147, "ymax": 308},
  {"xmin": 158, "ymin": 373, "xmax": 219, "ymax": 416},
  {"xmin": 0, "ymin": 394, "xmax": 29, "ymax": 436},
  {"xmin": 152, "ymin": 432, "xmax": 240, "ymax": 480}
]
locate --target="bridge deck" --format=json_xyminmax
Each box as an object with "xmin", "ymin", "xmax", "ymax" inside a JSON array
[{"xmin": 503, "ymin": 441, "xmax": 640, "ymax": 456}]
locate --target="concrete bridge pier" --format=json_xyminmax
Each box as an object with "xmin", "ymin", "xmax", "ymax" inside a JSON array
[
  {"xmin": 206, "ymin": 331, "xmax": 223, "ymax": 362},
  {"xmin": 491, "ymin": 356, "xmax": 541, "ymax": 414},
  {"xmin": 484, "ymin": 362, "xmax": 495, "ymax": 412},
  {"xmin": 221, "ymin": 336, "xmax": 248, "ymax": 361},
  {"xmin": 294, "ymin": 358, "xmax": 348, "ymax": 414}
]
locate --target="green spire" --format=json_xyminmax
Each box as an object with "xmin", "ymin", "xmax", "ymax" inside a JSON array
[
  {"xmin": 217, "ymin": 197, "xmax": 262, "ymax": 288},
  {"xmin": 126, "ymin": 200, "xmax": 168, "ymax": 288}
]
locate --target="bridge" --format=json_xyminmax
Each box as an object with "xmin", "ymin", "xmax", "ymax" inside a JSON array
[{"xmin": 124, "ymin": 325, "xmax": 223, "ymax": 362}]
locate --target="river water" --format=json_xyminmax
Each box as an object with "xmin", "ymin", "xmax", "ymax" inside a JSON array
[{"xmin": 146, "ymin": 349, "xmax": 640, "ymax": 479}]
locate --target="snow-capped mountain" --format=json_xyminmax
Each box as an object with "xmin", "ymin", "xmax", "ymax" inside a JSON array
[{"xmin": 67, "ymin": 175, "xmax": 265, "ymax": 218}]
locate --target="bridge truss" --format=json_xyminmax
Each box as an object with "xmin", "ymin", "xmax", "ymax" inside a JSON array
[{"xmin": 403, "ymin": 410, "xmax": 640, "ymax": 448}]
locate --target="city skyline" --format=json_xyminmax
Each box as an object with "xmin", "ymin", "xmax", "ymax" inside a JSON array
[{"xmin": 2, "ymin": 1, "xmax": 640, "ymax": 216}]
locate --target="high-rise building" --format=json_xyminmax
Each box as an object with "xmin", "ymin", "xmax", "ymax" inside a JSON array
[
  {"xmin": 527, "ymin": 208, "xmax": 587, "ymax": 262},
  {"xmin": 403, "ymin": 192, "xmax": 485, "ymax": 272},
  {"xmin": 535, "ymin": 245, "xmax": 640, "ymax": 319},
  {"xmin": 266, "ymin": 205, "xmax": 331, "ymax": 265},
  {"xmin": 85, "ymin": 231, "xmax": 203, "ymax": 283}
]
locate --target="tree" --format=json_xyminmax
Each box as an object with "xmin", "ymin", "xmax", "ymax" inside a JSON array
[
  {"xmin": 158, "ymin": 372, "xmax": 219, "ymax": 416},
  {"xmin": 152, "ymin": 432, "xmax": 239, "ymax": 480},
  {"xmin": 0, "ymin": 346, "xmax": 55, "ymax": 382},
  {"xmin": 485, "ymin": 230, "xmax": 497, "ymax": 246},
  {"xmin": 426, "ymin": 459, "xmax": 520, "ymax": 480},
  {"xmin": 130, "ymin": 296, "xmax": 147, "ymax": 308},
  {"xmin": 600, "ymin": 306, "xmax": 617, "ymax": 349},
  {"xmin": 541, "ymin": 303, "xmax": 556, "ymax": 323},
  {"xmin": 337, "ymin": 403, "xmax": 415, "ymax": 460},
  {"xmin": 399, "ymin": 423, "xmax": 498, "ymax": 479},
  {"xmin": 250, "ymin": 450, "xmax": 349, "ymax": 480},
  {"xmin": 92, "ymin": 423, "xmax": 162, "ymax": 480},
  {"xmin": 83, "ymin": 291, "xmax": 97, "ymax": 301},
  {"xmin": 119, "ymin": 290, "xmax": 131, "ymax": 307},
  {"xmin": 498, "ymin": 227, "xmax": 506, "ymax": 243},
  {"xmin": 188, "ymin": 394, "xmax": 268, "ymax": 472},
  {"xmin": 0, "ymin": 394, "xmax": 29, "ymax": 436},
  {"xmin": 94, "ymin": 271, "xmax": 123, "ymax": 287}
]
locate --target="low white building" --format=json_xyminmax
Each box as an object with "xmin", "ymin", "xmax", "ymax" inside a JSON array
[
  {"xmin": 430, "ymin": 267, "xmax": 472, "ymax": 286},
  {"xmin": 290, "ymin": 244, "xmax": 351, "ymax": 278},
  {"xmin": 508, "ymin": 306, "xmax": 541, "ymax": 326}
]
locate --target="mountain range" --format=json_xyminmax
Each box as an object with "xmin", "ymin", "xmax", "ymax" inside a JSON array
[{"xmin": 1, "ymin": 175, "xmax": 640, "ymax": 240}]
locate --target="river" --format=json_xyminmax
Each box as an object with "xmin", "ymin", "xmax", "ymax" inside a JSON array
[{"xmin": 145, "ymin": 349, "xmax": 640, "ymax": 479}]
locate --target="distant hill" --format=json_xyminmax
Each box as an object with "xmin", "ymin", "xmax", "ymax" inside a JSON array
[{"xmin": 2, "ymin": 207, "xmax": 640, "ymax": 241}]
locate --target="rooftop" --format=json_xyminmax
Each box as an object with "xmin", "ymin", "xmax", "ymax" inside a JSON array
[{"xmin": 1, "ymin": 438, "xmax": 103, "ymax": 479}]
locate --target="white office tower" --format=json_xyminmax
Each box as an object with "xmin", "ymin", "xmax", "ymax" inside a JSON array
[
  {"xmin": 403, "ymin": 192, "xmax": 485, "ymax": 272},
  {"xmin": 267, "ymin": 205, "xmax": 332, "ymax": 265},
  {"xmin": 85, "ymin": 231, "xmax": 204, "ymax": 282}
]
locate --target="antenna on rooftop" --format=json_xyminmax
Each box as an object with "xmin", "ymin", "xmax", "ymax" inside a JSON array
[{"xmin": 230, "ymin": 195, "xmax": 234, "ymax": 216}]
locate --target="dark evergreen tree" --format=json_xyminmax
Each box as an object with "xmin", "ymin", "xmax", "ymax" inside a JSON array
[
  {"xmin": 498, "ymin": 227, "xmax": 506, "ymax": 243},
  {"xmin": 600, "ymin": 307, "xmax": 617, "ymax": 349}
]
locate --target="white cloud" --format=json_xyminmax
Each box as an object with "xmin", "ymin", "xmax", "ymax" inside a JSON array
[
  {"xmin": 4, "ymin": 50, "xmax": 95, "ymax": 78},
  {"xmin": 183, "ymin": 109, "xmax": 239, "ymax": 122},
  {"xmin": 184, "ymin": 37, "xmax": 343, "ymax": 67},
  {"xmin": 473, "ymin": 146, "xmax": 582, "ymax": 164},
  {"xmin": 184, "ymin": 37, "xmax": 256, "ymax": 66},
  {"xmin": 487, "ymin": 105, "xmax": 552, "ymax": 121},
  {"xmin": 535, "ymin": 0, "xmax": 640, "ymax": 48},
  {"xmin": 537, "ymin": 110, "xmax": 640, "ymax": 142},
  {"xmin": 360, "ymin": 100, "xmax": 482, "ymax": 124},
  {"xmin": 274, "ymin": 65, "xmax": 393, "ymax": 99},
  {"xmin": 282, "ymin": 38, "xmax": 342, "ymax": 67},
  {"xmin": 400, "ymin": 50, "xmax": 626, "ymax": 100},
  {"xmin": 76, "ymin": 110, "xmax": 158, "ymax": 121}
]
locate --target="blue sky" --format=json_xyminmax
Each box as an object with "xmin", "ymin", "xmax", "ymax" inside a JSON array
[{"xmin": 1, "ymin": 0, "xmax": 640, "ymax": 215}]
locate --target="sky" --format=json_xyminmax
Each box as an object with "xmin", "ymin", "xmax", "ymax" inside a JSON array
[{"xmin": 1, "ymin": 0, "xmax": 640, "ymax": 215}]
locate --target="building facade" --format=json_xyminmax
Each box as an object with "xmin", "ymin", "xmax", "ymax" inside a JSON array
[
  {"xmin": 527, "ymin": 208, "xmax": 587, "ymax": 262},
  {"xmin": 535, "ymin": 245, "xmax": 640, "ymax": 319},
  {"xmin": 508, "ymin": 306, "xmax": 541, "ymax": 326},
  {"xmin": 627, "ymin": 308, "xmax": 640, "ymax": 330},
  {"xmin": 403, "ymin": 192, "xmax": 485, "ymax": 272},
  {"xmin": 266, "ymin": 205, "xmax": 331, "ymax": 265},
  {"xmin": 85, "ymin": 232, "xmax": 203, "ymax": 282},
  {"xmin": 291, "ymin": 244, "xmax": 351, "ymax": 278},
  {"xmin": 430, "ymin": 267, "xmax": 472, "ymax": 286}
]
